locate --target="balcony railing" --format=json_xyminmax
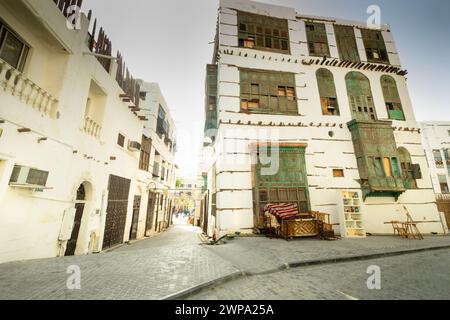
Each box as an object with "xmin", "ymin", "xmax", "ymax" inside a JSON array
[
  {"xmin": 0, "ymin": 58, "xmax": 59, "ymax": 118},
  {"xmin": 83, "ymin": 117, "xmax": 102, "ymax": 138}
]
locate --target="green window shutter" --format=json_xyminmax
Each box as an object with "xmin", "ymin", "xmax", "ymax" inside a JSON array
[
  {"xmin": 316, "ymin": 68, "xmax": 339, "ymax": 116},
  {"xmin": 345, "ymin": 72, "xmax": 377, "ymax": 121},
  {"xmin": 305, "ymin": 22, "xmax": 330, "ymax": 57},
  {"xmin": 334, "ymin": 24, "xmax": 360, "ymax": 62},
  {"xmin": 360, "ymin": 29, "xmax": 390, "ymax": 64}
]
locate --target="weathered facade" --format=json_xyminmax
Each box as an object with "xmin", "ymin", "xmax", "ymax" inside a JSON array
[
  {"xmin": 201, "ymin": 0, "xmax": 444, "ymax": 238},
  {"xmin": 0, "ymin": 0, "xmax": 176, "ymax": 263}
]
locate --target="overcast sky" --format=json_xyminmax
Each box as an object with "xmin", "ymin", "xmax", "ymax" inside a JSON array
[{"xmin": 84, "ymin": 0, "xmax": 450, "ymax": 178}]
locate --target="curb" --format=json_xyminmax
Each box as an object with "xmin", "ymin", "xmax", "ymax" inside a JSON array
[
  {"xmin": 163, "ymin": 244, "xmax": 450, "ymax": 299},
  {"xmin": 160, "ymin": 270, "xmax": 245, "ymax": 300},
  {"xmin": 286, "ymin": 244, "xmax": 450, "ymax": 270}
]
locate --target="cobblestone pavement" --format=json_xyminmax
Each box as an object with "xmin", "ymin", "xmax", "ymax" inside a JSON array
[
  {"xmin": 204, "ymin": 235, "xmax": 450, "ymax": 274},
  {"xmin": 188, "ymin": 248, "xmax": 450, "ymax": 300},
  {"xmin": 0, "ymin": 224, "xmax": 238, "ymax": 300}
]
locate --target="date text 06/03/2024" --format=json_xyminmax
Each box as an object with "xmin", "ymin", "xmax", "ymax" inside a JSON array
[{"xmin": 175, "ymin": 304, "xmax": 275, "ymax": 317}]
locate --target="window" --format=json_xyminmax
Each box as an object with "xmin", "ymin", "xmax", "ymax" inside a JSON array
[
  {"xmin": 383, "ymin": 157, "xmax": 392, "ymax": 177},
  {"xmin": 398, "ymin": 147, "xmax": 418, "ymax": 189},
  {"xmin": 305, "ymin": 22, "xmax": 330, "ymax": 57},
  {"xmin": 139, "ymin": 92, "xmax": 147, "ymax": 101},
  {"xmin": 333, "ymin": 169, "xmax": 344, "ymax": 178},
  {"xmin": 439, "ymin": 175, "xmax": 449, "ymax": 194},
  {"xmin": 316, "ymin": 69, "xmax": 340, "ymax": 116},
  {"xmin": 237, "ymin": 11, "xmax": 290, "ymax": 54},
  {"xmin": 373, "ymin": 157, "xmax": 384, "ymax": 177},
  {"xmin": 0, "ymin": 22, "xmax": 29, "ymax": 71},
  {"xmin": 381, "ymin": 75, "xmax": 405, "ymax": 121},
  {"xmin": 360, "ymin": 29, "xmax": 389, "ymax": 64},
  {"xmin": 157, "ymin": 105, "xmax": 169, "ymax": 138},
  {"xmin": 443, "ymin": 149, "xmax": 450, "ymax": 166},
  {"xmin": 391, "ymin": 157, "xmax": 401, "ymax": 177},
  {"xmin": 240, "ymin": 69, "xmax": 297, "ymax": 115},
  {"xmin": 205, "ymin": 64, "xmax": 218, "ymax": 137},
  {"xmin": 334, "ymin": 24, "xmax": 360, "ymax": 62},
  {"xmin": 117, "ymin": 133, "xmax": 125, "ymax": 147},
  {"xmin": 139, "ymin": 135, "xmax": 152, "ymax": 171},
  {"xmin": 345, "ymin": 72, "xmax": 377, "ymax": 121},
  {"xmin": 433, "ymin": 149, "xmax": 444, "ymax": 168}
]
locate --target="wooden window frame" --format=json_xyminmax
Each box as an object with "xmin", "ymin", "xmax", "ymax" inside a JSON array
[
  {"xmin": 381, "ymin": 75, "xmax": 405, "ymax": 121},
  {"xmin": 305, "ymin": 22, "xmax": 330, "ymax": 57},
  {"xmin": 139, "ymin": 135, "xmax": 152, "ymax": 172},
  {"xmin": 333, "ymin": 169, "xmax": 345, "ymax": 178},
  {"xmin": 240, "ymin": 68, "xmax": 298, "ymax": 115},
  {"xmin": 345, "ymin": 72, "xmax": 377, "ymax": 121},
  {"xmin": 439, "ymin": 175, "xmax": 450, "ymax": 194},
  {"xmin": 398, "ymin": 147, "xmax": 418, "ymax": 189},
  {"xmin": 334, "ymin": 24, "xmax": 360, "ymax": 62},
  {"xmin": 360, "ymin": 28, "xmax": 390, "ymax": 64},
  {"xmin": 317, "ymin": 68, "xmax": 340, "ymax": 116},
  {"xmin": 0, "ymin": 21, "xmax": 30, "ymax": 72},
  {"xmin": 237, "ymin": 11, "xmax": 290, "ymax": 54},
  {"xmin": 117, "ymin": 133, "xmax": 125, "ymax": 148}
]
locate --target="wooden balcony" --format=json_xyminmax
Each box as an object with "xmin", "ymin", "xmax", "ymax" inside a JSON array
[{"xmin": 0, "ymin": 58, "xmax": 59, "ymax": 118}]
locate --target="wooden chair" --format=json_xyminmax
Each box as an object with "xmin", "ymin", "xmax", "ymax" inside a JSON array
[{"xmin": 391, "ymin": 221, "xmax": 407, "ymax": 237}]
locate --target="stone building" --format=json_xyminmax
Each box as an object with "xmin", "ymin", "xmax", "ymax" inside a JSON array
[
  {"xmin": 200, "ymin": 0, "xmax": 444, "ymax": 238},
  {"xmin": 0, "ymin": 0, "xmax": 176, "ymax": 263}
]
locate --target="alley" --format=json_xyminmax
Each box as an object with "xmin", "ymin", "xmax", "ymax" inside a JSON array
[{"xmin": 0, "ymin": 222, "xmax": 238, "ymax": 300}]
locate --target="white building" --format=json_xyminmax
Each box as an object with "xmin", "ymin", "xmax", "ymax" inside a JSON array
[
  {"xmin": 136, "ymin": 81, "xmax": 177, "ymax": 236},
  {"xmin": 420, "ymin": 122, "xmax": 450, "ymax": 194},
  {"xmin": 0, "ymin": 0, "xmax": 176, "ymax": 263},
  {"xmin": 201, "ymin": 0, "xmax": 445, "ymax": 238}
]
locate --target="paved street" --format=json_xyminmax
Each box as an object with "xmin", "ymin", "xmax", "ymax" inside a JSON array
[
  {"xmin": 0, "ymin": 222, "xmax": 449, "ymax": 300},
  {"xmin": 0, "ymin": 222, "xmax": 238, "ymax": 300},
  {"xmin": 204, "ymin": 235, "xmax": 450, "ymax": 274},
  {"xmin": 188, "ymin": 248, "xmax": 450, "ymax": 300}
]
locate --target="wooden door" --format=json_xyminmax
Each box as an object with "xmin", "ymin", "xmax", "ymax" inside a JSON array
[
  {"xmin": 102, "ymin": 175, "xmax": 131, "ymax": 249},
  {"xmin": 65, "ymin": 185, "xmax": 86, "ymax": 256},
  {"xmin": 129, "ymin": 195, "xmax": 141, "ymax": 240},
  {"xmin": 145, "ymin": 192, "xmax": 156, "ymax": 235}
]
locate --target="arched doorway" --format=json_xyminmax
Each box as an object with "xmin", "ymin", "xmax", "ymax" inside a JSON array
[{"xmin": 65, "ymin": 184, "xmax": 86, "ymax": 256}]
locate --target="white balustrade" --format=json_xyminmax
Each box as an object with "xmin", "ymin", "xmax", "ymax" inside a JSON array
[
  {"xmin": 0, "ymin": 58, "xmax": 59, "ymax": 118},
  {"xmin": 84, "ymin": 117, "xmax": 102, "ymax": 138}
]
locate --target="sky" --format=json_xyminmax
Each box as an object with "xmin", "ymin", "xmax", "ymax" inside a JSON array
[{"xmin": 83, "ymin": 0, "xmax": 450, "ymax": 178}]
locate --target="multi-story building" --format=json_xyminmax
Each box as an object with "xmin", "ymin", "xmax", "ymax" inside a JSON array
[
  {"xmin": 201, "ymin": 0, "xmax": 444, "ymax": 238},
  {"xmin": 420, "ymin": 122, "xmax": 450, "ymax": 195},
  {"xmin": 137, "ymin": 82, "xmax": 177, "ymax": 236},
  {"xmin": 0, "ymin": 0, "xmax": 176, "ymax": 263}
]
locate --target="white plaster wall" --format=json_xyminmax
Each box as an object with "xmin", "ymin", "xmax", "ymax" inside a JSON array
[
  {"xmin": 0, "ymin": 2, "xmax": 159, "ymax": 263},
  {"xmin": 204, "ymin": 0, "xmax": 443, "ymax": 237}
]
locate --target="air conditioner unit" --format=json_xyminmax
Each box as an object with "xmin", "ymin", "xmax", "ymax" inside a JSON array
[
  {"xmin": 128, "ymin": 140, "xmax": 142, "ymax": 152},
  {"xmin": 9, "ymin": 165, "xmax": 49, "ymax": 188}
]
